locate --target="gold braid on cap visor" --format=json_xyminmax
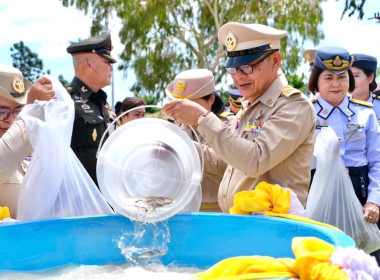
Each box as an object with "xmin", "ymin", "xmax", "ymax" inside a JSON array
[
  {"xmin": 322, "ymin": 56, "xmax": 351, "ymax": 71},
  {"xmin": 171, "ymin": 92, "xmax": 192, "ymax": 99}
]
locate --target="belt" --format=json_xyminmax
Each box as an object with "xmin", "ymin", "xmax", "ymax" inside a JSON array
[
  {"xmin": 346, "ymin": 166, "xmax": 369, "ymax": 176},
  {"xmin": 200, "ymin": 203, "xmax": 220, "ymax": 210}
]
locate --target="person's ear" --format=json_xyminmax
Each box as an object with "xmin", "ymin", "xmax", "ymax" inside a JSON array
[
  {"xmin": 210, "ymin": 93, "xmax": 216, "ymax": 104},
  {"xmin": 271, "ymin": 51, "xmax": 281, "ymax": 67},
  {"xmin": 82, "ymin": 57, "xmax": 92, "ymax": 70}
]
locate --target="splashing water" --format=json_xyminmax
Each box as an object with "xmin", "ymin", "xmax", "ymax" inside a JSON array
[
  {"xmin": 0, "ymin": 220, "xmax": 203, "ymax": 279},
  {"xmin": 116, "ymin": 219, "xmax": 171, "ymax": 264}
]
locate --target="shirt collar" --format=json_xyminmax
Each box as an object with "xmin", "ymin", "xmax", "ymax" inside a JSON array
[
  {"xmin": 316, "ymin": 95, "xmax": 354, "ymax": 119},
  {"xmin": 241, "ymin": 73, "xmax": 286, "ymax": 110}
]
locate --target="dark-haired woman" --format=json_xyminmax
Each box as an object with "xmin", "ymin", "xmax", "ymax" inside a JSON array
[
  {"xmin": 114, "ymin": 97, "xmax": 146, "ymax": 127},
  {"xmin": 309, "ymin": 46, "xmax": 380, "ymax": 263}
]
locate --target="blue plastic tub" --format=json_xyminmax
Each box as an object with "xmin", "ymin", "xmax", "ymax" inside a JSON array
[{"xmin": 0, "ymin": 213, "xmax": 354, "ymax": 273}]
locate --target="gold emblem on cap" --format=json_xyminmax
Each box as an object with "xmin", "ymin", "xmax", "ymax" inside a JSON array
[
  {"xmin": 225, "ymin": 31, "xmax": 237, "ymax": 52},
  {"xmin": 81, "ymin": 86, "xmax": 88, "ymax": 92},
  {"xmin": 332, "ymin": 56, "xmax": 343, "ymax": 67},
  {"xmin": 323, "ymin": 56, "xmax": 350, "ymax": 70},
  {"xmin": 305, "ymin": 54, "xmax": 313, "ymax": 64},
  {"xmin": 269, "ymin": 43, "xmax": 274, "ymax": 49},
  {"xmin": 176, "ymin": 80, "xmax": 186, "ymax": 94},
  {"xmin": 12, "ymin": 76, "xmax": 25, "ymax": 94}
]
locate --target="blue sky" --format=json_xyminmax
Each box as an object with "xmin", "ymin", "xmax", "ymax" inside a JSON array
[{"xmin": 0, "ymin": 0, "xmax": 379, "ymax": 108}]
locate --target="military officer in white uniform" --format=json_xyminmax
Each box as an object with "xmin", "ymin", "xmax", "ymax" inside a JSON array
[{"xmin": 162, "ymin": 22, "xmax": 316, "ymax": 212}]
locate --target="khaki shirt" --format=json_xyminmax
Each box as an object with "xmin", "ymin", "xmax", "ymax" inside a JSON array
[
  {"xmin": 0, "ymin": 161, "xmax": 28, "ymax": 218},
  {"xmin": 181, "ymin": 113, "xmax": 231, "ymax": 212},
  {"xmin": 198, "ymin": 75, "xmax": 315, "ymax": 212},
  {"xmin": 0, "ymin": 118, "xmax": 32, "ymax": 218},
  {"xmin": 0, "ymin": 119, "xmax": 32, "ymax": 184}
]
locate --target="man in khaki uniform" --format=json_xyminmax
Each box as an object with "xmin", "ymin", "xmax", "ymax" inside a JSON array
[
  {"xmin": 162, "ymin": 22, "xmax": 315, "ymax": 212},
  {"xmin": 0, "ymin": 65, "xmax": 55, "ymax": 218},
  {"xmin": 165, "ymin": 68, "xmax": 230, "ymax": 212}
]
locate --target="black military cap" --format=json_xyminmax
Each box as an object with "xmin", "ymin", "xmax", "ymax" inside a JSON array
[{"xmin": 66, "ymin": 33, "xmax": 117, "ymax": 63}]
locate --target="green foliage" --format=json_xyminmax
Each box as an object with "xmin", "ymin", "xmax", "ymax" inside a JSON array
[
  {"xmin": 286, "ymin": 73, "xmax": 307, "ymax": 94},
  {"xmin": 10, "ymin": 41, "xmax": 70, "ymax": 84},
  {"xmin": 140, "ymin": 94, "xmax": 161, "ymax": 114},
  {"xmin": 59, "ymin": 0, "xmax": 326, "ymax": 101},
  {"xmin": 58, "ymin": 74, "xmax": 70, "ymax": 88},
  {"xmin": 10, "ymin": 41, "xmax": 47, "ymax": 82}
]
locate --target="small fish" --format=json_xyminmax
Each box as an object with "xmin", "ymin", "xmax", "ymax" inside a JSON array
[
  {"xmin": 133, "ymin": 249, "xmax": 167, "ymax": 260},
  {"xmin": 134, "ymin": 196, "xmax": 173, "ymax": 213}
]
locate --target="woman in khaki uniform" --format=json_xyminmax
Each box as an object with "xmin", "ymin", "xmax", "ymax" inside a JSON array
[
  {"xmin": 163, "ymin": 22, "xmax": 316, "ymax": 213},
  {"xmin": 165, "ymin": 69, "xmax": 232, "ymax": 212},
  {"xmin": 0, "ymin": 65, "xmax": 55, "ymax": 218}
]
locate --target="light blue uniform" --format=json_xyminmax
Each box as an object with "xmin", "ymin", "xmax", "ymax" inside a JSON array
[
  {"xmin": 313, "ymin": 95, "xmax": 380, "ymax": 206},
  {"xmin": 367, "ymin": 91, "xmax": 380, "ymax": 124}
]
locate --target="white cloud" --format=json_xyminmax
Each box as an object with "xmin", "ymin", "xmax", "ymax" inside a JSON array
[{"xmin": 0, "ymin": 0, "xmax": 379, "ymax": 105}]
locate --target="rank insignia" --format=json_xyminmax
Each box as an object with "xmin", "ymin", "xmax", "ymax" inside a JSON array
[
  {"xmin": 92, "ymin": 128, "xmax": 97, "ymax": 142},
  {"xmin": 82, "ymin": 104, "xmax": 90, "ymax": 110},
  {"xmin": 81, "ymin": 86, "xmax": 88, "ymax": 93},
  {"xmin": 244, "ymin": 121, "xmax": 262, "ymax": 132}
]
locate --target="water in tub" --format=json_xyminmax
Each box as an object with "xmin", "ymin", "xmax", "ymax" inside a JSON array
[{"xmin": 0, "ymin": 221, "xmax": 202, "ymax": 279}]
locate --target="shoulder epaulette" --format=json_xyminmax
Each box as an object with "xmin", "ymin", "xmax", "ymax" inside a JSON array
[
  {"xmin": 311, "ymin": 98, "xmax": 317, "ymax": 103},
  {"xmin": 219, "ymin": 111, "xmax": 234, "ymax": 118},
  {"xmin": 350, "ymin": 98, "xmax": 373, "ymax": 108},
  {"xmin": 372, "ymin": 90, "xmax": 380, "ymax": 101},
  {"xmin": 281, "ymin": 85, "xmax": 301, "ymax": 97}
]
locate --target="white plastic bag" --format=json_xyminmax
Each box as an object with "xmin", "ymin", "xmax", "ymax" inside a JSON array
[
  {"xmin": 306, "ymin": 127, "xmax": 380, "ymax": 253},
  {"xmin": 17, "ymin": 75, "xmax": 113, "ymax": 220},
  {"xmin": 284, "ymin": 187, "xmax": 306, "ymax": 216}
]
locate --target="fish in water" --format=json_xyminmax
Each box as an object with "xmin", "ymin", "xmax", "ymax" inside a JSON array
[{"xmin": 133, "ymin": 249, "xmax": 167, "ymax": 260}]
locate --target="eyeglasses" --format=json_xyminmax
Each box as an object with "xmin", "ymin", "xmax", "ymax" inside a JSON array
[
  {"xmin": 0, "ymin": 107, "xmax": 23, "ymax": 121},
  {"xmin": 226, "ymin": 51, "xmax": 275, "ymax": 75}
]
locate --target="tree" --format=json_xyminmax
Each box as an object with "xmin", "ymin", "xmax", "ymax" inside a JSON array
[
  {"xmin": 59, "ymin": 0, "xmax": 325, "ymax": 100},
  {"xmin": 58, "ymin": 74, "xmax": 70, "ymax": 88},
  {"xmin": 10, "ymin": 41, "xmax": 49, "ymax": 83},
  {"xmin": 341, "ymin": 0, "xmax": 367, "ymax": 19}
]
